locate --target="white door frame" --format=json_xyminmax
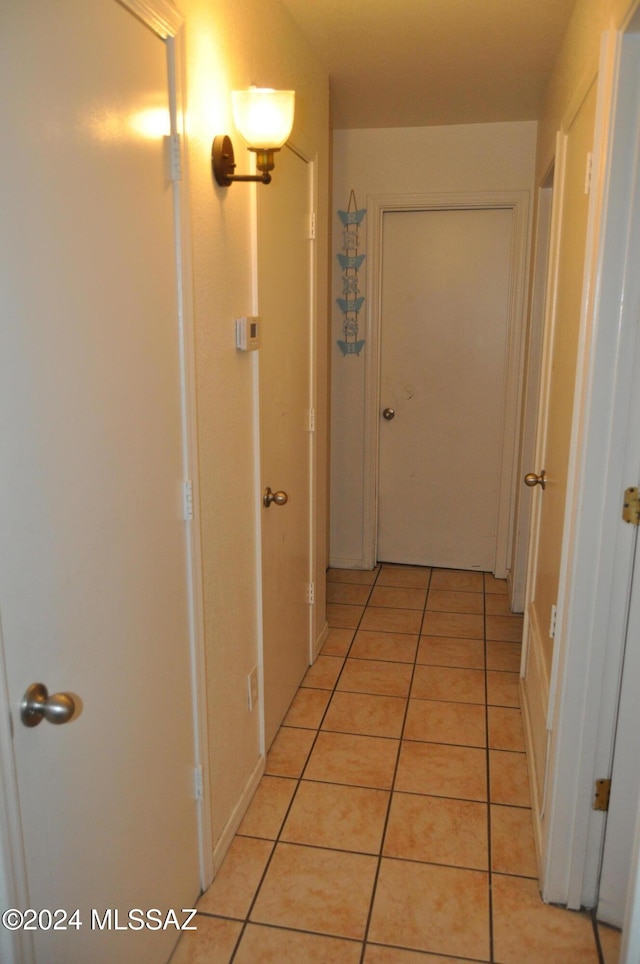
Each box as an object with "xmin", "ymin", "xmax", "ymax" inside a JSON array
[
  {"xmin": 539, "ymin": 5, "xmax": 640, "ymax": 915},
  {"xmin": 363, "ymin": 191, "xmax": 531, "ymax": 575},
  {"xmin": 0, "ymin": 4, "xmax": 211, "ymax": 960}
]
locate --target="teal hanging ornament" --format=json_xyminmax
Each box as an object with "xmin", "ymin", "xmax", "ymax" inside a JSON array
[{"xmin": 336, "ymin": 189, "xmax": 366, "ymax": 356}]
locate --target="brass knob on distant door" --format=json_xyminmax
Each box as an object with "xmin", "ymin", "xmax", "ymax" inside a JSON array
[
  {"xmin": 382, "ymin": 408, "xmax": 395, "ymax": 421},
  {"xmin": 524, "ymin": 470, "xmax": 546, "ymax": 490},
  {"xmin": 263, "ymin": 487, "xmax": 288, "ymax": 508}
]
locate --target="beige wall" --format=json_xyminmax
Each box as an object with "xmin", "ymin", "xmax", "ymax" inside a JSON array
[
  {"xmin": 180, "ymin": 0, "xmax": 329, "ymax": 857},
  {"xmin": 536, "ymin": 0, "xmax": 635, "ymax": 180},
  {"xmin": 330, "ymin": 121, "xmax": 537, "ymax": 568}
]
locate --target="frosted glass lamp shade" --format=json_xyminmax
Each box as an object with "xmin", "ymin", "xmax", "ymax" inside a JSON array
[{"xmin": 231, "ymin": 88, "xmax": 295, "ymax": 150}]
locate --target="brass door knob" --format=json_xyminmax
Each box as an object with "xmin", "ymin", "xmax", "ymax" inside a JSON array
[
  {"xmin": 263, "ymin": 487, "xmax": 288, "ymax": 508},
  {"xmin": 382, "ymin": 408, "xmax": 395, "ymax": 421},
  {"xmin": 524, "ymin": 471, "xmax": 546, "ymax": 490}
]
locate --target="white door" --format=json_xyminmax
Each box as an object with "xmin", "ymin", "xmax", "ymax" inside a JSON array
[
  {"xmin": 258, "ymin": 145, "xmax": 313, "ymax": 749},
  {"xmin": 521, "ymin": 82, "xmax": 597, "ymax": 812},
  {"xmin": 0, "ymin": 3, "xmax": 199, "ymax": 962},
  {"xmin": 378, "ymin": 208, "xmax": 514, "ymax": 570}
]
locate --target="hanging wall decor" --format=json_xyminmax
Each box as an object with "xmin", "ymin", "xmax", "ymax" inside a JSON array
[{"xmin": 336, "ymin": 190, "xmax": 366, "ymax": 356}]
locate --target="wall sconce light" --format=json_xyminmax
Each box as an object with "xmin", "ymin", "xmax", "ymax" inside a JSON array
[{"xmin": 212, "ymin": 87, "xmax": 295, "ymax": 187}]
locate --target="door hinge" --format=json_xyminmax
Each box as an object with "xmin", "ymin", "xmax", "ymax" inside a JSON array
[
  {"xmin": 549, "ymin": 604, "xmax": 557, "ymax": 639},
  {"xmin": 584, "ymin": 151, "xmax": 593, "ymax": 195},
  {"xmin": 183, "ymin": 480, "xmax": 194, "ymax": 521},
  {"xmin": 307, "ymin": 582, "xmax": 315, "ymax": 605},
  {"xmin": 194, "ymin": 765, "xmax": 204, "ymax": 801},
  {"xmin": 622, "ymin": 487, "xmax": 640, "ymax": 525},
  {"xmin": 308, "ymin": 212, "xmax": 316, "ymax": 240},
  {"xmin": 167, "ymin": 133, "xmax": 182, "ymax": 182},
  {"xmin": 593, "ymin": 778, "xmax": 611, "ymax": 811},
  {"xmin": 308, "ymin": 408, "xmax": 316, "ymax": 432}
]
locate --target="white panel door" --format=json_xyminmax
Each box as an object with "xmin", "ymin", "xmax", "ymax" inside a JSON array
[
  {"xmin": 0, "ymin": 3, "xmax": 199, "ymax": 961},
  {"xmin": 258, "ymin": 145, "xmax": 313, "ymax": 749},
  {"xmin": 378, "ymin": 208, "xmax": 513, "ymax": 570}
]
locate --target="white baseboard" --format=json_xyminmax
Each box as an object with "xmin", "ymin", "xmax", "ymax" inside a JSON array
[
  {"xmin": 314, "ymin": 621, "xmax": 329, "ymax": 659},
  {"xmin": 211, "ymin": 755, "xmax": 265, "ymax": 876},
  {"xmin": 520, "ymin": 606, "xmax": 551, "ymax": 889},
  {"xmin": 520, "ymin": 674, "xmax": 544, "ymax": 885},
  {"xmin": 328, "ymin": 556, "xmax": 373, "ymax": 570}
]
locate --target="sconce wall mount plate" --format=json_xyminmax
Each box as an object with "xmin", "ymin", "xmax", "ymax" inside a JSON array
[{"xmin": 212, "ymin": 135, "xmax": 273, "ymax": 186}]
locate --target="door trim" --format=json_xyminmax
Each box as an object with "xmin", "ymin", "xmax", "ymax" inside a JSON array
[
  {"xmin": 363, "ymin": 191, "xmax": 531, "ymax": 574},
  {"xmin": 0, "ymin": 5, "xmax": 209, "ymax": 961}
]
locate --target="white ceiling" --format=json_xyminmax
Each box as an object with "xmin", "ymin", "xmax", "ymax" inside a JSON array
[{"xmin": 280, "ymin": 0, "xmax": 577, "ymax": 129}]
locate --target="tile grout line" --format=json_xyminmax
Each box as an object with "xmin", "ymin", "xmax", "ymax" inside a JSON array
[
  {"xmin": 358, "ymin": 563, "xmax": 432, "ymax": 964},
  {"xmin": 484, "ymin": 573, "xmax": 496, "ymax": 964},
  {"xmin": 227, "ymin": 573, "xmax": 380, "ymax": 962},
  {"xmin": 232, "ymin": 565, "xmax": 382, "ymax": 962}
]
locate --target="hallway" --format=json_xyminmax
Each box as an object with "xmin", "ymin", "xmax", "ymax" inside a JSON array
[{"xmin": 173, "ymin": 565, "xmax": 619, "ymax": 963}]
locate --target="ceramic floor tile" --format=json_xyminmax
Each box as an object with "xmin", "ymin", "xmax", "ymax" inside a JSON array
[
  {"xmin": 487, "ymin": 640, "xmax": 522, "ymax": 672},
  {"xmin": 281, "ymin": 779, "xmax": 389, "ymax": 854},
  {"xmin": 487, "ymin": 670, "xmax": 520, "ymax": 707},
  {"xmin": 328, "ymin": 567, "xmax": 379, "ymax": 584},
  {"xmin": 322, "ymin": 690, "xmax": 406, "ymax": 738},
  {"xmin": 360, "ymin": 606, "xmax": 424, "ymax": 634},
  {"xmin": 421, "ymin": 610, "xmax": 484, "ymax": 640},
  {"xmin": 369, "ymin": 857, "xmax": 490, "ymax": 960},
  {"xmin": 250, "ymin": 842, "xmax": 377, "ymax": 940},
  {"xmin": 328, "ymin": 582, "xmax": 373, "ymax": 606},
  {"xmin": 490, "ymin": 749, "xmax": 531, "ymax": 807},
  {"xmin": 429, "ymin": 569, "xmax": 484, "ymax": 593},
  {"xmin": 283, "ymin": 687, "xmax": 331, "ymax": 728},
  {"xmin": 485, "ymin": 573, "xmax": 508, "ymax": 594},
  {"xmin": 350, "ymin": 629, "xmax": 419, "ymax": 663},
  {"xmin": 327, "ymin": 603, "xmax": 365, "ymax": 629},
  {"xmin": 369, "ymin": 585, "xmax": 427, "ymax": 610},
  {"xmin": 487, "ymin": 706, "xmax": 525, "ymax": 751},
  {"xmin": 492, "ymin": 874, "xmax": 599, "ymax": 963},
  {"xmin": 321, "ymin": 628, "xmax": 355, "ymax": 656},
  {"xmin": 364, "ymin": 947, "xmax": 478, "ymax": 963},
  {"xmin": 384, "ymin": 792, "xmax": 488, "ymax": 870},
  {"xmin": 598, "ymin": 923, "xmax": 622, "ymax": 964},
  {"xmin": 412, "ymin": 664, "xmax": 485, "ymax": 704},
  {"xmin": 265, "ymin": 727, "xmax": 316, "ymax": 777},
  {"xmin": 304, "ymin": 730, "xmax": 399, "ymax": 789},
  {"xmin": 404, "ymin": 698, "xmax": 486, "ymax": 747},
  {"xmin": 395, "ymin": 741, "xmax": 487, "ymax": 800},
  {"xmin": 417, "ymin": 635, "xmax": 485, "ymax": 669},
  {"xmin": 426, "ymin": 590, "xmax": 484, "ymax": 614},
  {"xmin": 486, "ymin": 614, "xmax": 524, "ymax": 642},
  {"xmin": 301, "ymin": 654, "xmax": 345, "ymax": 689},
  {"xmin": 197, "ymin": 836, "xmax": 274, "ymax": 919},
  {"xmin": 237, "ymin": 776, "xmax": 297, "ymax": 839},
  {"xmin": 337, "ymin": 657, "xmax": 413, "ymax": 697},
  {"xmin": 490, "ymin": 804, "xmax": 538, "ymax": 877},
  {"xmin": 485, "ymin": 593, "xmax": 513, "ymax": 616},
  {"xmin": 170, "ymin": 915, "xmax": 242, "ymax": 964},
  {"xmin": 376, "ymin": 566, "xmax": 432, "ymax": 589},
  {"xmin": 234, "ymin": 924, "xmax": 363, "ymax": 963}
]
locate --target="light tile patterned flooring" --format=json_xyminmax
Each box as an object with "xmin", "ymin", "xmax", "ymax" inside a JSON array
[{"xmin": 173, "ymin": 565, "xmax": 621, "ymax": 964}]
